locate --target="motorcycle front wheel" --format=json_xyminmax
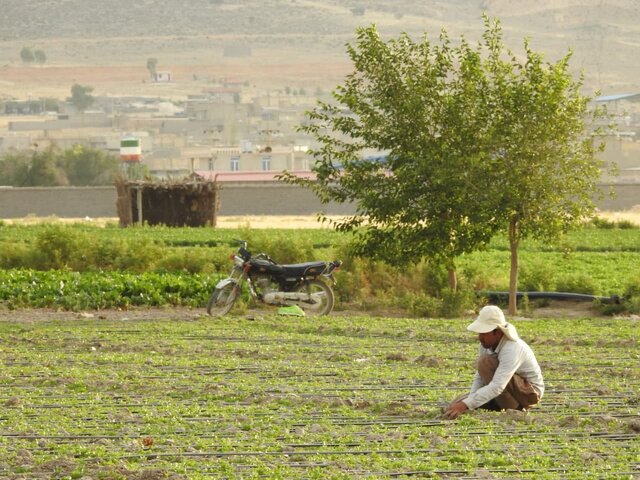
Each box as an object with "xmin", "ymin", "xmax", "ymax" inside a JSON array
[
  {"xmin": 294, "ymin": 279, "xmax": 335, "ymax": 316},
  {"xmin": 206, "ymin": 283, "xmax": 239, "ymax": 317}
]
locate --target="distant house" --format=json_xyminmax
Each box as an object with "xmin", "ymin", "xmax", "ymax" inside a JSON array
[
  {"xmin": 223, "ymin": 45, "xmax": 252, "ymax": 57},
  {"xmin": 153, "ymin": 72, "xmax": 172, "ymax": 83}
]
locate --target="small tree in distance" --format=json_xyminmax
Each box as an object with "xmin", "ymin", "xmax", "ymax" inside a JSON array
[
  {"xmin": 69, "ymin": 84, "xmax": 95, "ymax": 112},
  {"xmin": 20, "ymin": 47, "xmax": 35, "ymax": 64},
  {"xmin": 34, "ymin": 49, "xmax": 47, "ymax": 65},
  {"xmin": 146, "ymin": 57, "xmax": 158, "ymax": 80}
]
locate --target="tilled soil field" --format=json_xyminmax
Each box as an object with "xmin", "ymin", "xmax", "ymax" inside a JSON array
[{"xmin": 0, "ymin": 311, "xmax": 638, "ymax": 478}]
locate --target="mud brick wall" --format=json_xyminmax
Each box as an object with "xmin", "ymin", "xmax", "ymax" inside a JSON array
[{"xmin": 0, "ymin": 183, "xmax": 637, "ymax": 219}]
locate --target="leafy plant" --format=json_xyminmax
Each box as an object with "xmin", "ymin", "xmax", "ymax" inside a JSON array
[{"xmin": 555, "ymin": 273, "xmax": 598, "ymax": 295}]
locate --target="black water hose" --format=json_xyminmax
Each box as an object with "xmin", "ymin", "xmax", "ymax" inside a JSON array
[{"xmin": 478, "ymin": 291, "xmax": 622, "ymax": 304}]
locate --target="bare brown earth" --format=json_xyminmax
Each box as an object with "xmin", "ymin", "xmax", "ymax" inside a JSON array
[
  {"xmin": 0, "ymin": 61, "xmax": 353, "ymax": 99},
  {"xmin": 5, "ymin": 211, "xmax": 640, "ymax": 227},
  {"xmin": 0, "ymin": 299, "xmax": 620, "ymax": 325},
  {"xmin": 2, "ymin": 0, "xmax": 640, "ymax": 101}
]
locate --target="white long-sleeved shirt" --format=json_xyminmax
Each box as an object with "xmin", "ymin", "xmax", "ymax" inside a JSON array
[{"xmin": 462, "ymin": 336, "xmax": 544, "ymax": 410}]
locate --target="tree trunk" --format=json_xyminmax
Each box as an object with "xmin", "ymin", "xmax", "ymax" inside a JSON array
[
  {"xmin": 508, "ymin": 217, "xmax": 520, "ymax": 315},
  {"xmin": 447, "ymin": 268, "xmax": 457, "ymax": 292}
]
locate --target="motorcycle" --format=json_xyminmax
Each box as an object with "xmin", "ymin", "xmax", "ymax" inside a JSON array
[{"xmin": 207, "ymin": 240, "xmax": 342, "ymax": 317}]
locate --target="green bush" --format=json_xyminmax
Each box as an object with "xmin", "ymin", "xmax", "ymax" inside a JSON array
[
  {"xmin": 597, "ymin": 275, "xmax": 640, "ymax": 315},
  {"xmin": 623, "ymin": 275, "xmax": 640, "ymax": 299},
  {"xmin": 238, "ymin": 230, "xmax": 316, "ymax": 264},
  {"xmin": 0, "ymin": 241, "xmax": 30, "ymax": 269},
  {"xmin": 405, "ymin": 293, "xmax": 443, "ymax": 318},
  {"xmin": 155, "ymin": 247, "xmax": 226, "ymax": 274},
  {"xmin": 439, "ymin": 289, "xmax": 476, "ymax": 318},
  {"xmin": 555, "ymin": 273, "xmax": 598, "ymax": 295},
  {"xmin": 113, "ymin": 238, "xmax": 164, "ymax": 272},
  {"xmin": 519, "ymin": 261, "xmax": 556, "ymax": 291},
  {"xmin": 590, "ymin": 217, "xmax": 616, "ymax": 229},
  {"xmin": 623, "ymin": 297, "xmax": 640, "ymax": 314},
  {"xmin": 423, "ymin": 262, "xmax": 450, "ymax": 296},
  {"xmin": 403, "ymin": 288, "xmax": 475, "ymax": 318},
  {"xmin": 0, "ymin": 223, "xmax": 638, "ymax": 315},
  {"xmin": 616, "ymin": 219, "xmax": 637, "ymax": 229},
  {"xmin": 34, "ymin": 225, "xmax": 82, "ymax": 269}
]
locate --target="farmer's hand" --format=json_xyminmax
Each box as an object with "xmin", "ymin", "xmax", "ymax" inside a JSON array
[{"xmin": 443, "ymin": 401, "xmax": 468, "ymax": 420}]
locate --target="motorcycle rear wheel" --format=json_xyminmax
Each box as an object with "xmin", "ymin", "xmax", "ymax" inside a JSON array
[
  {"xmin": 294, "ymin": 279, "xmax": 334, "ymax": 316},
  {"xmin": 206, "ymin": 283, "xmax": 239, "ymax": 317}
]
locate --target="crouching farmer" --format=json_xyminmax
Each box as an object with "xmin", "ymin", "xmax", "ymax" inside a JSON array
[{"xmin": 444, "ymin": 305, "xmax": 544, "ymax": 419}]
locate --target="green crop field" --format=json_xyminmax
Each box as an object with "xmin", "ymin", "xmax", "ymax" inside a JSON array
[
  {"xmin": 1, "ymin": 222, "xmax": 639, "ymax": 314},
  {"xmin": 0, "ymin": 314, "xmax": 638, "ymax": 479}
]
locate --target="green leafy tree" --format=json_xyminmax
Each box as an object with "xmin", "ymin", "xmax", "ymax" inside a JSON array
[
  {"xmin": 282, "ymin": 18, "xmax": 608, "ymax": 309},
  {"xmin": 69, "ymin": 84, "xmax": 95, "ymax": 112},
  {"xmin": 20, "ymin": 47, "xmax": 34, "ymax": 64},
  {"xmin": 34, "ymin": 49, "xmax": 47, "ymax": 65},
  {"xmin": 478, "ymin": 18, "xmax": 609, "ymax": 313},
  {"xmin": 0, "ymin": 146, "xmax": 65, "ymax": 186},
  {"xmin": 61, "ymin": 144, "xmax": 120, "ymax": 185},
  {"xmin": 281, "ymin": 24, "xmax": 501, "ymax": 290},
  {"xmin": 42, "ymin": 97, "xmax": 60, "ymax": 112},
  {"xmin": 0, "ymin": 145, "xmax": 120, "ymax": 186}
]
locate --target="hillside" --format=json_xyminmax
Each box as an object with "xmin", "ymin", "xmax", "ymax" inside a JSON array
[{"xmin": 1, "ymin": 0, "xmax": 640, "ymax": 98}]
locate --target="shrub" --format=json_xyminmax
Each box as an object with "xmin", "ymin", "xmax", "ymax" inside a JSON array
[
  {"xmin": 34, "ymin": 225, "xmax": 82, "ymax": 269},
  {"xmin": 113, "ymin": 238, "xmax": 164, "ymax": 272},
  {"xmin": 405, "ymin": 293, "xmax": 443, "ymax": 318},
  {"xmin": 616, "ymin": 219, "xmax": 637, "ymax": 229},
  {"xmin": 555, "ymin": 273, "xmax": 598, "ymax": 295},
  {"xmin": 590, "ymin": 217, "xmax": 616, "ymax": 229},
  {"xmin": 0, "ymin": 241, "xmax": 30, "ymax": 269},
  {"xmin": 236, "ymin": 229, "xmax": 316, "ymax": 264},
  {"xmin": 70, "ymin": 237, "xmax": 127, "ymax": 271},
  {"xmin": 403, "ymin": 288, "xmax": 475, "ymax": 318},
  {"xmin": 155, "ymin": 247, "xmax": 224, "ymax": 274},
  {"xmin": 623, "ymin": 275, "xmax": 640, "ymax": 299},
  {"xmin": 597, "ymin": 275, "xmax": 640, "ymax": 315},
  {"xmin": 519, "ymin": 261, "xmax": 556, "ymax": 292},
  {"xmin": 439, "ymin": 289, "xmax": 476, "ymax": 318}
]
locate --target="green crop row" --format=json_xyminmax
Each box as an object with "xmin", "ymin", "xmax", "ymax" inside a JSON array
[
  {"xmin": 0, "ymin": 221, "xmax": 346, "ymax": 248},
  {"xmin": 0, "ymin": 219, "xmax": 638, "ymax": 252},
  {"xmin": 0, "ymin": 269, "xmax": 220, "ymax": 310}
]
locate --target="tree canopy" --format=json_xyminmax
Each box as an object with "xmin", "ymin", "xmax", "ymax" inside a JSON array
[
  {"xmin": 0, "ymin": 145, "xmax": 119, "ymax": 187},
  {"xmin": 34, "ymin": 49, "xmax": 47, "ymax": 65},
  {"xmin": 20, "ymin": 47, "xmax": 46, "ymax": 65},
  {"xmin": 20, "ymin": 47, "xmax": 35, "ymax": 64},
  {"xmin": 282, "ymin": 16, "xmax": 608, "ymax": 312},
  {"xmin": 69, "ymin": 84, "xmax": 95, "ymax": 112}
]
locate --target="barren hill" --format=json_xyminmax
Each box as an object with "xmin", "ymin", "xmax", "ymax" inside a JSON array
[{"xmin": 1, "ymin": 0, "xmax": 639, "ymax": 98}]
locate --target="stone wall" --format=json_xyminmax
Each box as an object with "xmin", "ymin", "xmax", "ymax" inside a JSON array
[{"xmin": 0, "ymin": 182, "xmax": 638, "ymax": 219}]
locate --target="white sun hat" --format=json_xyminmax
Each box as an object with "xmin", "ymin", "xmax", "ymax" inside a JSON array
[{"xmin": 467, "ymin": 305, "xmax": 520, "ymax": 341}]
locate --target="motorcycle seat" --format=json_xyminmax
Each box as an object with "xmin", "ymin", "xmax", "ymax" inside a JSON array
[
  {"xmin": 250, "ymin": 258, "xmax": 285, "ymax": 274},
  {"xmin": 280, "ymin": 261, "xmax": 328, "ymax": 277}
]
